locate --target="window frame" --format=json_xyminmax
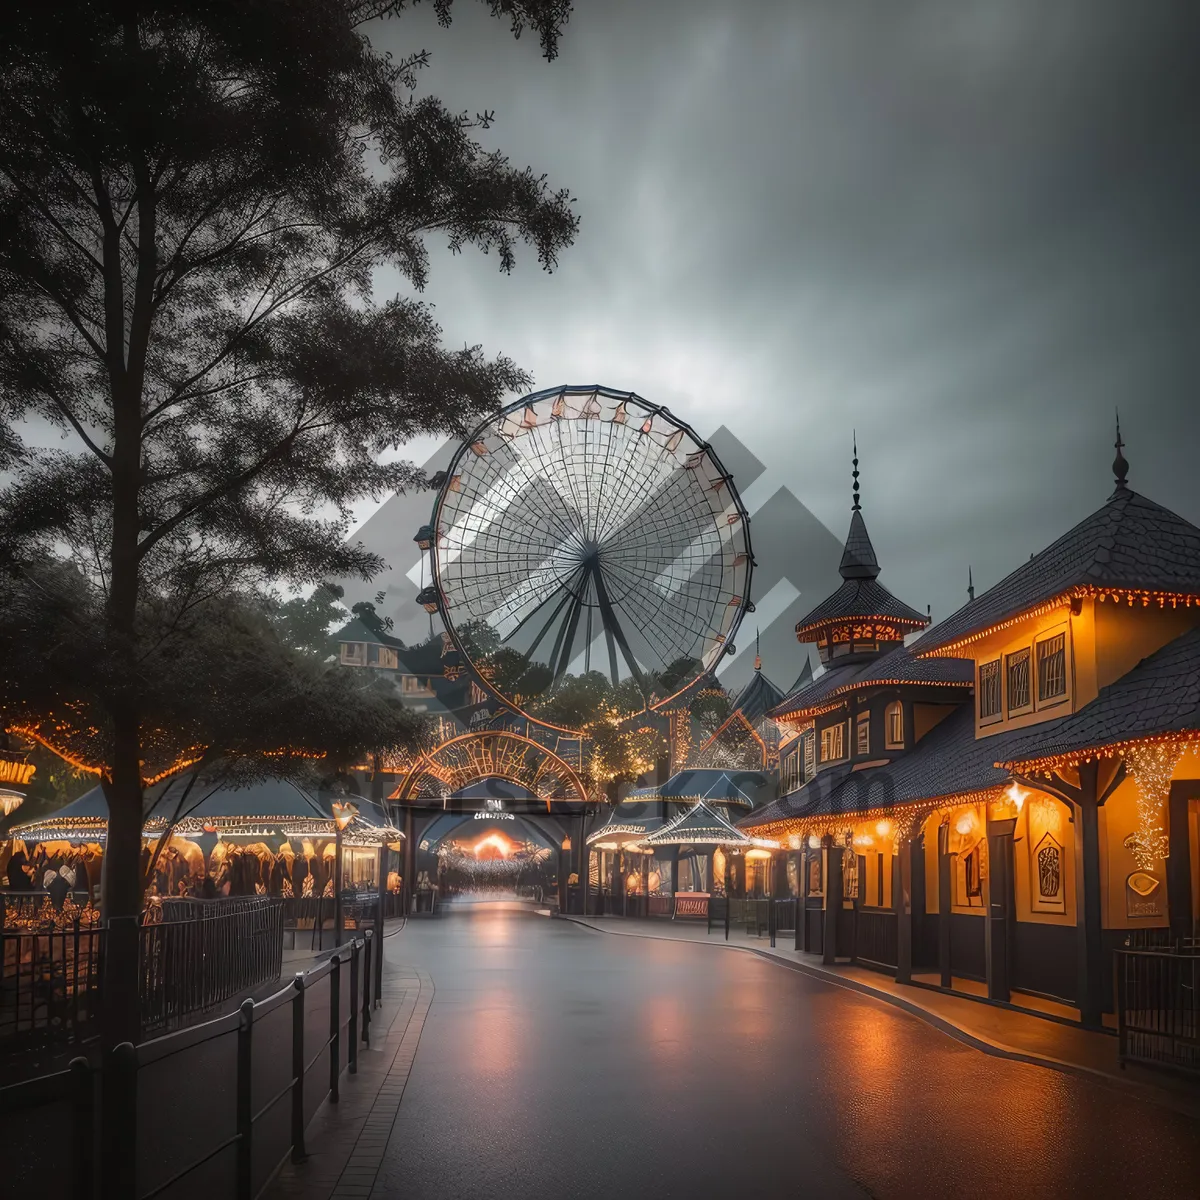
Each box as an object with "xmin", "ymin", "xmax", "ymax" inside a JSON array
[
  {"xmin": 885, "ymin": 701, "xmax": 904, "ymax": 749},
  {"xmin": 978, "ymin": 658, "xmax": 1002, "ymax": 724},
  {"xmin": 819, "ymin": 722, "xmax": 846, "ymax": 764},
  {"xmin": 1036, "ymin": 631, "xmax": 1068, "ymax": 707},
  {"xmin": 855, "ymin": 711, "xmax": 871, "ymax": 757},
  {"xmin": 1005, "ymin": 646, "xmax": 1032, "ymax": 716}
]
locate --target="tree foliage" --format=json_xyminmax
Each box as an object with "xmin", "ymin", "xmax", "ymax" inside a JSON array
[{"xmin": 0, "ymin": 0, "xmax": 579, "ymax": 977}]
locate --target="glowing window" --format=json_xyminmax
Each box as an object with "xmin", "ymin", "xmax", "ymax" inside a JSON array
[
  {"xmin": 1006, "ymin": 648, "xmax": 1031, "ymax": 712},
  {"xmin": 1037, "ymin": 634, "xmax": 1067, "ymax": 702},
  {"xmin": 885, "ymin": 701, "xmax": 904, "ymax": 749},
  {"xmin": 819, "ymin": 723, "xmax": 845, "ymax": 763},
  {"xmin": 856, "ymin": 712, "xmax": 871, "ymax": 756},
  {"xmin": 979, "ymin": 660, "xmax": 1001, "ymax": 719}
]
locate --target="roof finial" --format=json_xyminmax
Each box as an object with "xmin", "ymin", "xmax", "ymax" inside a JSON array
[
  {"xmin": 753, "ymin": 627, "xmax": 761, "ymax": 672},
  {"xmin": 851, "ymin": 431, "xmax": 861, "ymax": 512},
  {"xmin": 1112, "ymin": 408, "xmax": 1129, "ymax": 495},
  {"xmin": 968, "ymin": 566, "xmax": 975, "ymax": 603}
]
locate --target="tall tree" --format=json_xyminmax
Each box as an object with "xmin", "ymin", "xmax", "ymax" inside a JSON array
[{"xmin": 0, "ymin": 0, "xmax": 578, "ymax": 1046}]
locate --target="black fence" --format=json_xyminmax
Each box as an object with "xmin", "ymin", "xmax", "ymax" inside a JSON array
[
  {"xmin": 141, "ymin": 898, "xmax": 284, "ymax": 1035},
  {"xmin": 2, "ymin": 897, "xmax": 287, "ymax": 1056},
  {"xmin": 1115, "ymin": 949, "xmax": 1200, "ymax": 1076},
  {"xmin": 0, "ymin": 920, "xmax": 104, "ymax": 1053},
  {"xmin": 0, "ymin": 931, "xmax": 378, "ymax": 1200}
]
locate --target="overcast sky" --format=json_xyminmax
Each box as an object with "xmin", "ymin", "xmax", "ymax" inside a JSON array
[{"xmin": 356, "ymin": 0, "xmax": 1200, "ymax": 639}]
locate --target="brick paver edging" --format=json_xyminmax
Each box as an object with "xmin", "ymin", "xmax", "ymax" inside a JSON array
[{"xmin": 265, "ymin": 963, "xmax": 436, "ymax": 1200}]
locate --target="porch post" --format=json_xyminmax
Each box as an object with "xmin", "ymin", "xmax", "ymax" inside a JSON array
[
  {"xmin": 937, "ymin": 821, "xmax": 952, "ymax": 988},
  {"xmin": 822, "ymin": 836, "xmax": 843, "ymax": 965},
  {"xmin": 894, "ymin": 836, "xmax": 913, "ymax": 985},
  {"xmin": 582, "ymin": 846, "xmax": 591, "ymax": 917},
  {"xmin": 1167, "ymin": 781, "xmax": 1194, "ymax": 944},
  {"xmin": 641, "ymin": 852, "xmax": 650, "ymax": 917},
  {"xmin": 1073, "ymin": 761, "xmax": 1105, "ymax": 1027},
  {"xmin": 402, "ymin": 808, "xmax": 414, "ymax": 917},
  {"xmin": 669, "ymin": 846, "xmax": 680, "ymax": 896},
  {"xmin": 799, "ymin": 844, "xmax": 809, "ymax": 952},
  {"xmin": 985, "ymin": 815, "xmax": 1015, "ymax": 1003}
]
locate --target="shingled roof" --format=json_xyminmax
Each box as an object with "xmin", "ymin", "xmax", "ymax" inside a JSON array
[
  {"xmin": 916, "ymin": 487, "xmax": 1200, "ymax": 657},
  {"xmin": 729, "ymin": 666, "xmax": 788, "ymax": 724},
  {"xmin": 742, "ymin": 706, "xmax": 1036, "ymax": 832},
  {"xmin": 795, "ymin": 577, "xmax": 929, "ymax": 637},
  {"xmin": 996, "ymin": 626, "xmax": 1200, "ymax": 770},
  {"xmin": 769, "ymin": 645, "xmax": 973, "ymax": 723}
]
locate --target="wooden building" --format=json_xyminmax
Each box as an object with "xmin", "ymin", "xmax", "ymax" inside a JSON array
[{"xmin": 743, "ymin": 429, "xmax": 1200, "ymax": 1029}]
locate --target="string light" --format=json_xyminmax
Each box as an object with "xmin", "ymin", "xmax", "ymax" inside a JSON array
[
  {"xmin": 918, "ymin": 585, "xmax": 1200, "ymax": 658},
  {"xmin": 1123, "ymin": 741, "xmax": 1180, "ymax": 871}
]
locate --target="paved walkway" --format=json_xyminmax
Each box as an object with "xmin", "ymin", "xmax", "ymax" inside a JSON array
[
  {"xmin": 266, "ymin": 954, "xmax": 434, "ymax": 1200},
  {"xmin": 562, "ymin": 913, "xmax": 1200, "ymax": 1112},
  {"xmin": 270, "ymin": 908, "xmax": 1200, "ymax": 1200}
]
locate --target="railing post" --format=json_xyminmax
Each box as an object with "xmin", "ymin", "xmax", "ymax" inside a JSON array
[
  {"xmin": 1116, "ymin": 951, "xmax": 1127, "ymax": 1069},
  {"xmin": 348, "ymin": 941, "xmax": 360, "ymax": 1075},
  {"xmin": 291, "ymin": 975, "xmax": 308, "ymax": 1163},
  {"xmin": 329, "ymin": 953, "xmax": 341, "ymax": 1103},
  {"xmin": 69, "ymin": 1056, "xmax": 94, "ymax": 1199},
  {"xmin": 236, "ymin": 998, "xmax": 254, "ymax": 1200},
  {"xmin": 100, "ymin": 1042, "xmax": 138, "ymax": 1199},
  {"xmin": 362, "ymin": 930, "xmax": 373, "ymax": 1046}
]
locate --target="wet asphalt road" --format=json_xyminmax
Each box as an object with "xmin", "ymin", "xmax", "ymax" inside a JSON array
[{"xmin": 373, "ymin": 908, "xmax": 1200, "ymax": 1200}]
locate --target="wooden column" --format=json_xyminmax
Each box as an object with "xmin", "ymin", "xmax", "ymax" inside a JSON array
[
  {"xmin": 985, "ymin": 816, "xmax": 1016, "ymax": 1003},
  {"xmin": 582, "ymin": 847, "xmax": 591, "ymax": 917},
  {"xmin": 641, "ymin": 852, "xmax": 650, "ymax": 916},
  {"xmin": 402, "ymin": 808, "xmax": 415, "ymax": 917},
  {"xmin": 937, "ymin": 821, "xmax": 952, "ymax": 988},
  {"xmin": 669, "ymin": 846, "xmax": 680, "ymax": 895},
  {"xmin": 799, "ymin": 844, "xmax": 810, "ymax": 951},
  {"xmin": 894, "ymin": 836, "xmax": 913, "ymax": 985},
  {"xmin": 1168, "ymin": 781, "xmax": 1194, "ymax": 944},
  {"xmin": 823, "ymin": 837, "xmax": 843, "ymax": 965},
  {"xmin": 1073, "ymin": 762, "xmax": 1105, "ymax": 1027}
]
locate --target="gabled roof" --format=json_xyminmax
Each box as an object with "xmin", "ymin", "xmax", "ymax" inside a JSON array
[
  {"xmin": 916, "ymin": 488, "xmax": 1200, "ymax": 657},
  {"xmin": 769, "ymin": 660, "xmax": 865, "ymax": 722},
  {"xmin": 334, "ymin": 617, "xmax": 406, "ymax": 649},
  {"xmin": 626, "ymin": 768, "xmax": 771, "ymax": 809},
  {"xmin": 729, "ymin": 667, "xmax": 787, "ymax": 724},
  {"xmin": 642, "ymin": 799, "xmax": 754, "ymax": 847},
  {"xmin": 996, "ymin": 626, "xmax": 1200, "ymax": 771},
  {"xmin": 789, "ymin": 656, "xmax": 815, "ymax": 694}
]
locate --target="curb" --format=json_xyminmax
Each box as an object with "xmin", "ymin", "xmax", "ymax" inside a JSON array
[{"xmin": 555, "ymin": 914, "xmax": 1200, "ymax": 1119}]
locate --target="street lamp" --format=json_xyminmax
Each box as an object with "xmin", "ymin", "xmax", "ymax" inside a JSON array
[{"xmin": 332, "ymin": 801, "xmax": 358, "ymax": 946}]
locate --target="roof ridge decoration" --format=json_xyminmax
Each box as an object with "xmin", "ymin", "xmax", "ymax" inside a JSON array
[
  {"xmin": 839, "ymin": 434, "xmax": 880, "ymax": 581},
  {"xmin": 1111, "ymin": 409, "xmax": 1131, "ymax": 500}
]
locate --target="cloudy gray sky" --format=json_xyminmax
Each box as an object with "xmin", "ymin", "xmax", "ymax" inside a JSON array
[{"xmin": 356, "ymin": 0, "xmax": 1200, "ymax": 660}]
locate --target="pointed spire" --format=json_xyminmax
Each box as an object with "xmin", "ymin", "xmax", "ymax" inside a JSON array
[
  {"xmin": 753, "ymin": 627, "xmax": 761, "ymax": 672},
  {"xmin": 839, "ymin": 434, "xmax": 880, "ymax": 580},
  {"xmin": 1111, "ymin": 409, "xmax": 1130, "ymax": 498},
  {"xmin": 968, "ymin": 566, "xmax": 975, "ymax": 603}
]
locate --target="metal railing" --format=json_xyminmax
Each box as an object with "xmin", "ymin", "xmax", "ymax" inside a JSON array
[
  {"xmin": 1116, "ymin": 949, "xmax": 1200, "ymax": 1076},
  {"xmin": 854, "ymin": 908, "xmax": 898, "ymax": 971},
  {"xmin": 140, "ymin": 897, "xmax": 284, "ymax": 1034},
  {"xmin": 1, "ymin": 931, "xmax": 377, "ymax": 1199},
  {"xmin": 0, "ymin": 921, "xmax": 105, "ymax": 1053}
]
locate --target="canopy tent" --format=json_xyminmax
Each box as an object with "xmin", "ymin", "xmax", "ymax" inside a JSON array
[
  {"xmin": 625, "ymin": 768, "xmax": 772, "ymax": 811},
  {"xmin": 639, "ymin": 799, "xmax": 777, "ymax": 849},
  {"xmin": 585, "ymin": 807, "xmax": 665, "ymax": 849}
]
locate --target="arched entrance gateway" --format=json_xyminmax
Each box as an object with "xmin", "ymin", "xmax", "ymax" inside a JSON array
[{"xmin": 388, "ymin": 731, "xmax": 596, "ymax": 913}]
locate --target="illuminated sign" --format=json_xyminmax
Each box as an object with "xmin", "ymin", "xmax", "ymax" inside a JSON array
[
  {"xmin": 474, "ymin": 811, "xmax": 515, "ymax": 820},
  {"xmin": 0, "ymin": 754, "xmax": 34, "ymax": 786}
]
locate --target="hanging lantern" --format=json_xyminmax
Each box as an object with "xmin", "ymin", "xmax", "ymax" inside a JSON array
[{"xmin": 414, "ymin": 524, "xmax": 434, "ymax": 551}]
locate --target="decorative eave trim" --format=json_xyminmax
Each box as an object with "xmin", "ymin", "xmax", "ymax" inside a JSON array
[
  {"xmin": 743, "ymin": 784, "xmax": 1006, "ymax": 843},
  {"xmin": 917, "ymin": 585, "xmax": 1200, "ymax": 659},
  {"xmin": 771, "ymin": 679, "xmax": 972, "ymax": 726},
  {"xmin": 998, "ymin": 729, "xmax": 1200, "ymax": 776},
  {"xmin": 795, "ymin": 613, "xmax": 929, "ymax": 641},
  {"xmin": 586, "ymin": 822, "xmax": 650, "ymax": 844}
]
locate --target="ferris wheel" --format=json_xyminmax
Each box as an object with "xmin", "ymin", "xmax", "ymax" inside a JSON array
[{"xmin": 423, "ymin": 385, "xmax": 754, "ymax": 703}]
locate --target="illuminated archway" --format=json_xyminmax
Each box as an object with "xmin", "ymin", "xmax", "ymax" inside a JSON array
[{"xmin": 393, "ymin": 731, "xmax": 589, "ymax": 810}]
